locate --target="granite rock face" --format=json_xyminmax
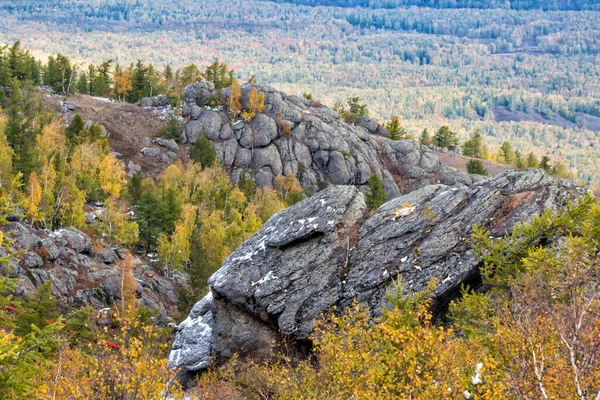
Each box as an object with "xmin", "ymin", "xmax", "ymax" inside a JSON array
[
  {"xmin": 0, "ymin": 222, "xmax": 178, "ymax": 320},
  {"xmin": 180, "ymin": 81, "xmax": 471, "ymax": 198},
  {"xmin": 170, "ymin": 170, "xmax": 587, "ymax": 372}
]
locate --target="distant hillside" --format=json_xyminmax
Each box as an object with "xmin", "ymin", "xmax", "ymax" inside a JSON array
[
  {"xmin": 266, "ymin": 0, "xmax": 600, "ymax": 10},
  {"xmin": 2, "ymin": 0, "xmax": 600, "ymax": 186}
]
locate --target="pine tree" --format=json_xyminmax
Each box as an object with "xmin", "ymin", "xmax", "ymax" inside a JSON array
[
  {"xmin": 163, "ymin": 64, "xmax": 173, "ymax": 80},
  {"xmin": 499, "ymin": 141, "xmax": 515, "ymax": 164},
  {"xmin": 161, "ymin": 187, "xmax": 181, "ymax": 234},
  {"xmin": 127, "ymin": 172, "xmax": 144, "ymax": 205},
  {"xmin": 65, "ymin": 114, "xmax": 85, "ymax": 146},
  {"xmin": 539, "ymin": 155, "xmax": 552, "ymax": 172},
  {"xmin": 161, "ymin": 113, "xmax": 183, "ymax": 142},
  {"xmin": 237, "ymin": 169, "xmax": 255, "ymax": 199},
  {"xmin": 462, "ymin": 129, "xmax": 486, "ymax": 158},
  {"xmin": 76, "ymin": 72, "xmax": 89, "ymax": 95},
  {"xmin": 514, "ymin": 150, "xmax": 525, "ymax": 168},
  {"xmin": 527, "ymin": 152, "xmax": 539, "ymax": 168},
  {"xmin": 14, "ymin": 281, "xmax": 58, "ymax": 337},
  {"xmin": 130, "ymin": 60, "xmax": 148, "ymax": 103},
  {"xmin": 466, "ymin": 159, "xmax": 488, "ymax": 175},
  {"xmin": 190, "ymin": 136, "xmax": 216, "ymax": 169},
  {"xmin": 43, "ymin": 56, "xmax": 60, "ymax": 90},
  {"xmin": 87, "ymin": 64, "xmax": 97, "ymax": 95},
  {"xmin": 179, "ymin": 63, "xmax": 202, "ymax": 88},
  {"xmin": 136, "ymin": 189, "xmax": 163, "ymax": 251},
  {"xmin": 433, "ymin": 126, "xmax": 458, "ymax": 148},
  {"xmin": 5, "ymin": 78, "xmax": 24, "ymax": 151},
  {"xmin": 419, "ymin": 128, "xmax": 431, "ymax": 145},
  {"xmin": 94, "ymin": 60, "xmax": 112, "ymax": 97},
  {"xmin": 386, "ymin": 116, "xmax": 406, "ymax": 140},
  {"xmin": 365, "ymin": 174, "xmax": 388, "ymax": 210}
]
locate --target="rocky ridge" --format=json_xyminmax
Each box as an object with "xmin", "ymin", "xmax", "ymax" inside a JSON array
[
  {"xmin": 169, "ymin": 169, "xmax": 587, "ymax": 372},
  {"xmin": 173, "ymin": 82, "xmax": 474, "ymax": 196}
]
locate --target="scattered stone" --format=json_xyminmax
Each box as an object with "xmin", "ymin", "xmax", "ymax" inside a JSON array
[
  {"xmin": 141, "ymin": 147, "xmax": 161, "ymax": 157},
  {"xmin": 153, "ymin": 137, "xmax": 179, "ymax": 152}
]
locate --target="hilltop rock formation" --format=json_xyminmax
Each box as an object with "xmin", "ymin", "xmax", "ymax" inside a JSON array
[
  {"xmin": 178, "ymin": 82, "xmax": 472, "ymax": 197},
  {"xmin": 169, "ymin": 169, "xmax": 587, "ymax": 372},
  {"xmin": 0, "ymin": 222, "xmax": 178, "ymax": 320}
]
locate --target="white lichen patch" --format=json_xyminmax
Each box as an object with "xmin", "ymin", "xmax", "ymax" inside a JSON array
[{"xmin": 251, "ymin": 270, "xmax": 278, "ymax": 287}]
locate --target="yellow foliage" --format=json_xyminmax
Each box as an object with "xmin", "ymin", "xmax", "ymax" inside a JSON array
[
  {"xmin": 99, "ymin": 153, "xmax": 126, "ymax": 198},
  {"xmin": 0, "ymin": 115, "xmax": 13, "ymax": 189},
  {"xmin": 113, "ymin": 69, "xmax": 132, "ymax": 101},
  {"xmin": 41, "ymin": 256, "xmax": 182, "ymax": 399},
  {"xmin": 241, "ymin": 87, "xmax": 265, "ymax": 121},
  {"xmin": 228, "ymin": 77, "xmax": 242, "ymax": 119},
  {"xmin": 26, "ymin": 171, "xmax": 42, "ymax": 223},
  {"xmin": 95, "ymin": 196, "xmax": 139, "ymax": 246},
  {"xmin": 157, "ymin": 204, "xmax": 198, "ymax": 274},
  {"xmin": 254, "ymin": 187, "xmax": 286, "ymax": 222},
  {"xmin": 70, "ymin": 142, "xmax": 103, "ymax": 180},
  {"xmin": 55, "ymin": 177, "xmax": 86, "ymax": 228},
  {"xmin": 37, "ymin": 120, "xmax": 67, "ymax": 161}
]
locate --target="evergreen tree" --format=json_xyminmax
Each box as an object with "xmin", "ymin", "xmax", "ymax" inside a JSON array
[
  {"xmin": 65, "ymin": 114, "xmax": 85, "ymax": 146},
  {"xmin": 499, "ymin": 141, "xmax": 515, "ymax": 164},
  {"xmin": 386, "ymin": 116, "xmax": 406, "ymax": 140},
  {"xmin": 334, "ymin": 96, "xmax": 369, "ymax": 124},
  {"xmin": 161, "ymin": 113, "xmax": 183, "ymax": 142},
  {"xmin": 514, "ymin": 150, "xmax": 525, "ymax": 168},
  {"xmin": 43, "ymin": 56, "xmax": 60, "ymax": 91},
  {"xmin": 5, "ymin": 78, "xmax": 24, "ymax": 151},
  {"xmin": 55, "ymin": 54, "xmax": 74, "ymax": 96},
  {"xmin": 76, "ymin": 71, "xmax": 89, "ymax": 94},
  {"xmin": 466, "ymin": 159, "xmax": 488, "ymax": 175},
  {"xmin": 130, "ymin": 60, "xmax": 148, "ymax": 103},
  {"xmin": 127, "ymin": 172, "xmax": 144, "ymax": 205},
  {"xmin": 419, "ymin": 128, "xmax": 431, "ymax": 145},
  {"xmin": 179, "ymin": 63, "xmax": 202, "ymax": 88},
  {"xmin": 365, "ymin": 174, "xmax": 388, "ymax": 210},
  {"xmin": 190, "ymin": 136, "xmax": 216, "ymax": 169},
  {"xmin": 527, "ymin": 152, "xmax": 539, "ymax": 168},
  {"xmin": 87, "ymin": 64, "xmax": 96, "ymax": 95},
  {"xmin": 136, "ymin": 189, "xmax": 163, "ymax": 251},
  {"xmin": 237, "ymin": 169, "xmax": 255, "ymax": 200},
  {"xmin": 161, "ymin": 187, "xmax": 181, "ymax": 234},
  {"xmin": 539, "ymin": 155, "xmax": 552, "ymax": 172},
  {"xmin": 205, "ymin": 61, "xmax": 232, "ymax": 90},
  {"xmin": 462, "ymin": 129, "xmax": 486, "ymax": 158},
  {"xmin": 13, "ymin": 281, "xmax": 58, "ymax": 337},
  {"xmin": 94, "ymin": 60, "xmax": 113, "ymax": 97},
  {"xmin": 163, "ymin": 64, "xmax": 173, "ymax": 80},
  {"xmin": 433, "ymin": 126, "xmax": 458, "ymax": 148}
]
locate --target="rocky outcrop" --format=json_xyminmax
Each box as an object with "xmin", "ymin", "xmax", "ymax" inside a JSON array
[
  {"xmin": 179, "ymin": 81, "xmax": 471, "ymax": 197},
  {"xmin": 170, "ymin": 169, "xmax": 587, "ymax": 372},
  {"xmin": 0, "ymin": 222, "xmax": 179, "ymax": 320}
]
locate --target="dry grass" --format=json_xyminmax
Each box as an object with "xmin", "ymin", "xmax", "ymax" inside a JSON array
[
  {"xmin": 433, "ymin": 151, "xmax": 512, "ymax": 176},
  {"xmin": 43, "ymin": 94, "xmax": 187, "ymax": 177}
]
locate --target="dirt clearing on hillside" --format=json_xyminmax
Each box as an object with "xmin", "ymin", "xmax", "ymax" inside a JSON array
[{"xmin": 43, "ymin": 94, "xmax": 186, "ymax": 177}]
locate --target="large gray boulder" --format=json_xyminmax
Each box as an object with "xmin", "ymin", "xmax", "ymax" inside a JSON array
[
  {"xmin": 170, "ymin": 170, "xmax": 587, "ymax": 372},
  {"xmin": 185, "ymin": 110, "xmax": 222, "ymax": 143}
]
